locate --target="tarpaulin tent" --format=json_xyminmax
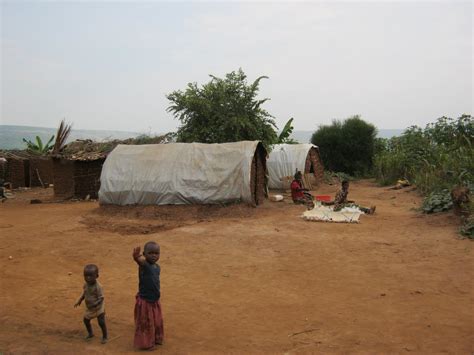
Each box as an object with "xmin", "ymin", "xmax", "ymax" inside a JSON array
[
  {"xmin": 99, "ymin": 141, "xmax": 267, "ymax": 206},
  {"xmin": 267, "ymin": 144, "xmax": 324, "ymax": 189}
]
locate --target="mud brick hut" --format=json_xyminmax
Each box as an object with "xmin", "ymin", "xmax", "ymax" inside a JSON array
[
  {"xmin": 267, "ymin": 144, "xmax": 324, "ymax": 189},
  {"xmin": 0, "ymin": 151, "xmax": 54, "ymax": 188},
  {"xmin": 52, "ymin": 154, "xmax": 105, "ymax": 200},
  {"xmin": 29, "ymin": 156, "xmax": 54, "ymax": 187},
  {"xmin": 99, "ymin": 141, "xmax": 267, "ymax": 206}
]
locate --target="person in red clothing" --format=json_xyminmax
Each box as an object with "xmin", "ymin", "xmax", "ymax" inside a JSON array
[{"xmin": 290, "ymin": 171, "xmax": 314, "ymax": 209}]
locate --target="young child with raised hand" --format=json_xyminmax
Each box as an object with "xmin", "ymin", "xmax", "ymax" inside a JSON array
[
  {"xmin": 133, "ymin": 241, "xmax": 164, "ymax": 349},
  {"xmin": 74, "ymin": 264, "xmax": 108, "ymax": 344}
]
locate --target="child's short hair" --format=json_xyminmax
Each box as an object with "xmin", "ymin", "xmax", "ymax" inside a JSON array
[
  {"xmin": 144, "ymin": 241, "xmax": 160, "ymax": 252},
  {"xmin": 341, "ymin": 180, "xmax": 349, "ymax": 185},
  {"xmin": 84, "ymin": 264, "xmax": 99, "ymax": 275}
]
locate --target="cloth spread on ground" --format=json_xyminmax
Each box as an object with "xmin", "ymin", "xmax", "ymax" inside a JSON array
[
  {"xmin": 302, "ymin": 205, "xmax": 362, "ymax": 223},
  {"xmin": 99, "ymin": 141, "xmax": 263, "ymax": 205},
  {"xmin": 267, "ymin": 144, "xmax": 318, "ymax": 189}
]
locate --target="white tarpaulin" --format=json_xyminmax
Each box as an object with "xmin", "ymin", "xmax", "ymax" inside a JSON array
[
  {"xmin": 267, "ymin": 144, "xmax": 318, "ymax": 189},
  {"xmin": 99, "ymin": 141, "xmax": 263, "ymax": 205},
  {"xmin": 302, "ymin": 205, "xmax": 362, "ymax": 223}
]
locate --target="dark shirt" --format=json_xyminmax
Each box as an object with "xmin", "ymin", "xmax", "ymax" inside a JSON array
[
  {"xmin": 138, "ymin": 262, "xmax": 161, "ymax": 302},
  {"xmin": 334, "ymin": 188, "xmax": 349, "ymax": 210}
]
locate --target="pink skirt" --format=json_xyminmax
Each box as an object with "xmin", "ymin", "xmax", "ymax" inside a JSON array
[{"xmin": 134, "ymin": 295, "xmax": 164, "ymax": 349}]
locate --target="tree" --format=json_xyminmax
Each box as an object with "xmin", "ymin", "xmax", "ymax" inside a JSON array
[
  {"xmin": 311, "ymin": 115, "xmax": 377, "ymax": 175},
  {"xmin": 52, "ymin": 119, "xmax": 72, "ymax": 154},
  {"xmin": 23, "ymin": 135, "xmax": 55, "ymax": 155},
  {"xmin": 166, "ymin": 69, "xmax": 277, "ymax": 147},
  {"xmin": 276, "ymin": 118, "xmax": 299, "ymax": 144}
]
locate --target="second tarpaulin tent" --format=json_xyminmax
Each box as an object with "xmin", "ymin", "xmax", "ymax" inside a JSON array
[{"xmin": 267, "ymin": 144, "xmax": 324, "ymax": 189}]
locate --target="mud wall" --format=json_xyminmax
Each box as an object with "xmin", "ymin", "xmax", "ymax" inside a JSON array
[
  {"xmin": 304, "ymin": 147, "xmax": 324, "ymax": 185},
  {"xmin": 73, "ymin": 159, "xmax": 105, "ymax": 199},
  {"xmin": 0, "ymin": 159, "xmax": 7, "ymax": 181},
  {"xmin": 250, "ymin": 143, "xmax": 267, "ymax": 206},
  {"xmin": 29, "ymin": 158, "xmax": 54, "ymax": 187},
  {"xmin": 52, "ymin": 159, "xmax": 75, "ymax": 199},
  {"xmin": 6, "ymin": 158, "xmax": 29, "ymax": 188}
]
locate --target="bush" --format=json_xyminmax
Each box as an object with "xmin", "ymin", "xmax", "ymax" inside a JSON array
[
  {"xmin": 422, "ymin": 190, "xmax": 453, "ymax": 213},
  {"xmin": 311, "ymin": 116, "xmax": 377, "ymax": 176},
  {"xmin": 374, "ymin": 115, "xmax": 473, "ymax": 194},
  {"xmin": 460, "ymin": 216, "xmax": 474, "ymax": 239}
]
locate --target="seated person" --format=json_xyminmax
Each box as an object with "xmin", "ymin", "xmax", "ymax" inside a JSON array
[
  {"xmin": 290, "ymin": 171, "xmax": 314, "ymax": 209},
  {"xmin": 326, "ymin": 180, "xmax": 376, "ymax": 214}
]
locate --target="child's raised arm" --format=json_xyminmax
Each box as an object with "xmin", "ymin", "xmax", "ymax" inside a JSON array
[{"xmin": 133, "ymin": 246, "xmax": 146, "ymax": 266}]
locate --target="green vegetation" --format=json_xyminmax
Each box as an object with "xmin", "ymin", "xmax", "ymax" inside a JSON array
[
  {"xmin": 311, "ymin": 115, "xmax": 377, "ymax": 176},
  {"xmin": 166, "ymin": 68, "xmax": 278, "ymax": 148},
  {"xmin": 374, "ymin": 115, "xmax": 473, "ymax": 194},
  {"xmin": 276, "ymin": 118, "xmax": 298, "ymax": 144},
  {"xmin": 460, "ymin": 216, "xmax": 474, "ymax": 239},
  {"xmin": 23, "ymin": 135, "xmax": 55, "ymax": 154},
  {"xmin": 422, "ymin": 190, "xmax": 453, "ymax": 213}
]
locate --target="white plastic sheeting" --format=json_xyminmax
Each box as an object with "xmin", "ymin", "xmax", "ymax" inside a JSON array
[
  {"xmin": 302, "ymin": 205, "xmax": 362, "ymax": 223},
  {"xmin": 267, "ymin": 144, "xmax": 318, "ymax": 189},
  {"xmin": 99, "ymin": 141, "xmax": 263, "ymax": 205}
]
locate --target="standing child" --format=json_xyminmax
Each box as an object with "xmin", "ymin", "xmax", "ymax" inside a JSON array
[
  {"xmin": 74, "ymin": 264, "xmax": 108, "ymax": 343},
  {"xmin": 133, "ymin": 241, "xmax": 164, "ymax": 349}
]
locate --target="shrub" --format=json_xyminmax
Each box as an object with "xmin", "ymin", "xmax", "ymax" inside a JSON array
[
  {"xmin": 460, "ymin": 216, "xmax": 474, "ymax": 239},
  {"xmin": 311, "ymin": 116, "xmax": 376, "ymax": 176},
  {"xmin": 422, "ymin": 190, "xmax": 453, "ymax": 213},
  {"xmin": 374, "ymin": 115, "xmax": 473, "ymax": 194}
]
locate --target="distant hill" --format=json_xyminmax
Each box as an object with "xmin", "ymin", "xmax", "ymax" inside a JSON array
[
  {"xmin": 0, "ymin": 125, "xmax": 141, "ymax": 150},
  {"xmin": 0, "ymin": 125, "xmax": 405, "ymax": 150},
  {"xmin": 291, "ymin": 129, "xmax": 404, "ymax": 144}
]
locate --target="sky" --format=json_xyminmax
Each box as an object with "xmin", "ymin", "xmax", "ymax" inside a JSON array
[{"xmin": 1, "ymin": 1, "xmax": 472, "ymax": 134}]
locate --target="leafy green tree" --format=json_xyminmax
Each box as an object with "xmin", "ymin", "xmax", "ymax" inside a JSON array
[
  {"xmin": 166, "ymin": 69, "xmax": 277, "ymax": 147},
  {"xmin": 23, "ymin": 135, "xmax": 55, "ymax": 155},
  {"xmin": 311, "ymin": 115, "xmax": 377, "ymax": 175}
]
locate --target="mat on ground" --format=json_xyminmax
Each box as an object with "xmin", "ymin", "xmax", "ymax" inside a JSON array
[{"xmin": 302, "ymin": 205, "xmax": 362, "ymax": 223}]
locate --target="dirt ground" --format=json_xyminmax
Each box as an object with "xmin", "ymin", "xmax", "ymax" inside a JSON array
[{"xmin": 0, "ymin": 180, "xmax": 472, "ymax": 354}]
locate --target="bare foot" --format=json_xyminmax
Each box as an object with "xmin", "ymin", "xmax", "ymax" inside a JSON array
[
  {"xmin": 101, "ymin": 337, "xmax": 108, "ymax": 344},
  {"xmin": 369, "ymin": 206, "xmax": 376, "ymax": 214},
  {"xmin": 85, "ymin": 334, "xmax": 94, "ymax": 340}
]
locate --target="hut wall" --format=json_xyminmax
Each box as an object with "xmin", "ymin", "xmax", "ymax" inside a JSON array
[
  {"xmin": 0, "ymin": 160, "xmax": 7, "ymax": 180},
  {"xmin": 250, "ymin": 144, "xmax": 267, "ymax": 206},
  {"xmin": 73, "ymin": 159, "xmax": 105, "ymax": 199},
  {"xmin": 6, "ymin": 157, "xmax": 29, "ymax": 188},
  {"xmin": 304, "ymin": 147, "xmax": 324, "ymax": 185},
  {"xmin": 29, "ymin": 158, "xmax": 54, "ymax": 187},
  {"xmin": 52, "ymin": 159, "xmax": 75, "ymax": 199}
]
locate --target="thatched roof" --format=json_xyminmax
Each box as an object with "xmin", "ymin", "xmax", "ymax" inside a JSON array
[
  {"xmin": 0, "ymin": 150, "xmax": 36, "ymax": 160},
  {"xmin": 1, "ymin": 133, "xmax": 176, "ymax": 162},
  {"xmin": 54, "ymin": 133, "xmax": 176, "ymax": 161}
]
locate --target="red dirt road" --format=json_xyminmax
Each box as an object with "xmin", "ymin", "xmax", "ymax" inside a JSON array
[{"xmin": 0, "ymin": 180, "xmax": 472, "ymax": 354}]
